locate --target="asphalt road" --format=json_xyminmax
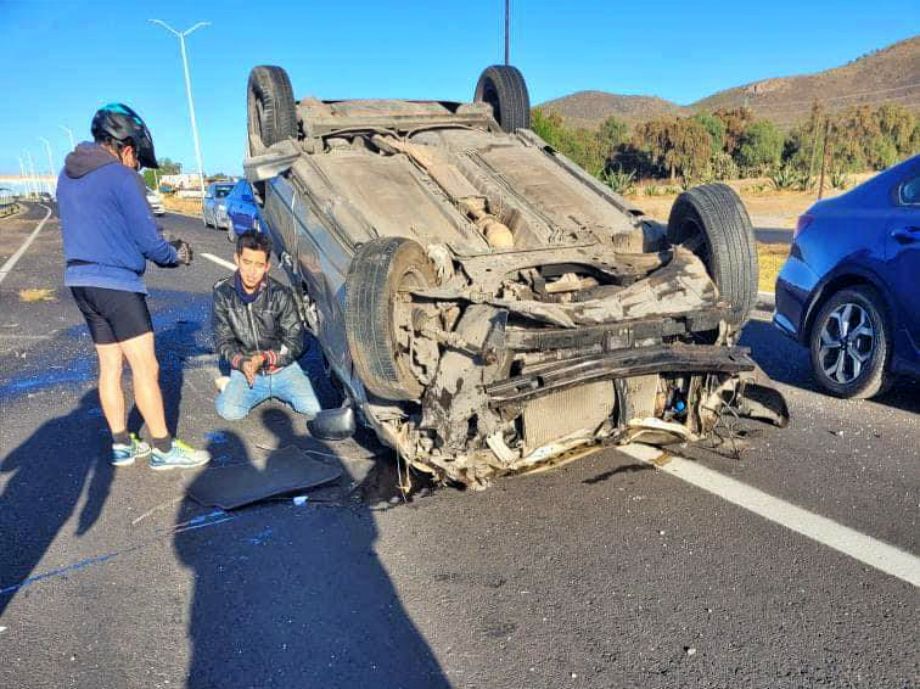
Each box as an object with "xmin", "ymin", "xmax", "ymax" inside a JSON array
[{"xmin": 0, "ymin": 205, "xmax": 917, "ymax": 689}]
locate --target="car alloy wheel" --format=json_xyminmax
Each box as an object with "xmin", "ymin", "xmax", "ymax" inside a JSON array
[
  {"xmin": 817, "ymin": 302, "xmax": 874, "ymax": 384},
  {"xmin": 808, "ymin": 285, "xmax": 890, "ymax": 399}
]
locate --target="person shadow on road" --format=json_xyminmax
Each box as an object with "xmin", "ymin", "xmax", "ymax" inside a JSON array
[
  {"xmin": 0, "ymin": 390, "xmax": 114, "ymax": 618},
  {"xmin": 175, "ymin": 410, "xmax": 449, "ymax": 689}
]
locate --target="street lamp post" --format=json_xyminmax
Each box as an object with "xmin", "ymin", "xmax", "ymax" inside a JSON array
[
  {"xmin": 38, "ymin": 137, "xmax": 56, "ymax": 198},
  {"xmin": 149, "ymin": 19, "xmax": 209, "ymax": 200},
  {"xmin": 17, "ymin": 157, "xmax": 30, "ymax": 198},
  {"xmin": 59, "ymin": 125, "xmax": 76, "ymax": 150},
  {"xmin": 25, "ymin": 150, "xmax": 42, "ymax": 198}
]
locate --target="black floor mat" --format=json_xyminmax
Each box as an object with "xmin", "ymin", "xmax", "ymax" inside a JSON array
[{"xmin": 187, "ymin": 445, "xmax": 343, "ymax": 509}]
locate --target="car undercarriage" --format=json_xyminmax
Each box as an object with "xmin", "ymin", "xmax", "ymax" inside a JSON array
[{"xmin": 244, "ymin": 64, "xmax": 789, "ymax": 487}]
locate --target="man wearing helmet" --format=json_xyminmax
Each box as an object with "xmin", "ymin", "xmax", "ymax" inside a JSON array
[{"xmin": 57, "ymin": 103, "xmax": 209, "ymax": 470}]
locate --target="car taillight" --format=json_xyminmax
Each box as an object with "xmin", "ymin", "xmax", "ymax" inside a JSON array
[{"xmin": 794, "ymin": 214, "xmax": 814, "ymax": 239}]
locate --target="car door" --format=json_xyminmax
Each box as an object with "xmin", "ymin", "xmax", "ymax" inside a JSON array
[
  {"xmin": 885, "ymin": 168, "xmax": 920, "ymax": 358},
  {"xmin": 203, "ymin": 186, "xmax": 215, "ymax": 223},
  {"xmin": 226, "ymin": 181, "xmax": 247, "ymax": 231},
  {"xmin": 238, "ymin": 184, "xmax": 260, "ymax": 231}
]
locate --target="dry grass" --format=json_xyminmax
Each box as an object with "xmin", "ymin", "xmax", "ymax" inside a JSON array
[
  {"xmin": 757, "ymin": 242, "xmax": 790, "ymax": 293},
  {"xmin": 19, "ymin": 288, "xmax": 56, "ymax": 302},
  {"xmin": 163, "ymin": 196, "xmax": 203, "ymax": 216}
]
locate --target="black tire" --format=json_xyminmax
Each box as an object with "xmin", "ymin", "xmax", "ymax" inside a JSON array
[
  {"xmin": 344, "ymin": 237, "xmax": 437, "ymax": 401},
  {"xmin": 474, "ymin": 65, "xmax": 531, "ymax": 133},
  {"xmin": 667, "ymin": 183, "xmax": 758, "ymax": 327},
  {"xmin": 247, "ymin": 65, "xmax": 298, "ymax": 149},
  {"xmin": 808, "ymin": 286, "xmax": 891, "ymax": 399}
]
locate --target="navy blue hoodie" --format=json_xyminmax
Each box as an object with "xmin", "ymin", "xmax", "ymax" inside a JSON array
[{"xmin": 58, "ymin": 142, "xmax": 178, "ymax": 294}]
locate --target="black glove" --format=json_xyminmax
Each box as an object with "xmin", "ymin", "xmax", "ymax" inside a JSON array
[{"xmin": 169, "ymin": 239, "xmax": 193, "ymax": 265}]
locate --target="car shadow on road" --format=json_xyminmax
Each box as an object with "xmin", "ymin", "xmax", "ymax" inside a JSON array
[
  {"xmin": 0, "ymin": 390, "xmax": 113, "ymax": 618},
  {"xmin": 742, "ymin": 319, "xmax": 920, "ymax": 414},
  {"xmin": 174, "ymin": 415, "xmax": 449, "ymax": 688}
]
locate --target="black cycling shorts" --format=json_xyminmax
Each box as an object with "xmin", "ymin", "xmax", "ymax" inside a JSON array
[{"xmin": 70, "ymin": 286, "xmax": 153, "ymax": 345}]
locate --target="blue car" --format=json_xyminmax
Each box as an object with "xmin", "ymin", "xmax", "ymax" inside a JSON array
[
  {"xmin": 774, "ymin": 155, "xmax": 920, "ymax": 398},
  {"xmin": 224, "ymin": 180, "xmax": 262, "ymax": 242}
]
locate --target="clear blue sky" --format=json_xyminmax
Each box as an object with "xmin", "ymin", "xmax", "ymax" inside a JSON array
[{"xmin": 1, "ymin": 0, "xmax": 917, "ymax": 176}]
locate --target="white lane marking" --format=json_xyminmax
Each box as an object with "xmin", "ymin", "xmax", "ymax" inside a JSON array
[
  {"xmin": 200, "ymin": 252, "xmax": 236, "ymax": 271},
  {"xmin": 619, "ymin": 443, "xmax": 920, "ymax": 588},
  {"xmin": 0, "ymin": 204, "xmax": 53, "ymax": 286}
]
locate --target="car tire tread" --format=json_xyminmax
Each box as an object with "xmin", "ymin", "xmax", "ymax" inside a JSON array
[{"xmin": 667, "ymin": 183, "xmax": 758, "ymax": 327}]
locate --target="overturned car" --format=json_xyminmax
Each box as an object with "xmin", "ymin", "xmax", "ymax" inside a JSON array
[{"xmin": 244, "ymin": 64, "xmax": 788, "ymax": 487}]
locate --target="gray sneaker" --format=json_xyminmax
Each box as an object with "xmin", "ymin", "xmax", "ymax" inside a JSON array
[
  {"xmin": 148, "ymin": 438, "xmax": 210, "ymax": 471},
  {"xmin": 111, "ymin": 433, "xmax": 151, "ymax": 467}
]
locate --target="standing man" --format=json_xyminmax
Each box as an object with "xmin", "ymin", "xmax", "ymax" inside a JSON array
[
  {"xmin": 212, "ymin": 230, "xmax": 321, "ymax": 420},
  {"xmin": 57, "ymin": 103, "xmax": 209, "ymax": 470}
]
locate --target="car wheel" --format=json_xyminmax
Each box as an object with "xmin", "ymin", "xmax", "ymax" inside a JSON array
[
  {"xmin": 667, "ymin": 183, "xmax": 758, "ymax": 327},
  {"xmin": 808, "ymin": 286, "xmax": 891, "ymax": 399},
  {"xmin": 203, "ymin": 211, "xmax": 212, "ymax": 228},
  {"xmin": 247, "ymin": 65, "xmax": 298, "ymax": 150},
  {"xmin": 474, "ymin": 65, "xmax": 531, "ymax": 133},
  {"xmin": 344, "ymin": 237, "xmax": 437, "ymax": 401},
  {"xmin": 227, "ymin": 224, "xmax": 237, "ymax": 244}
]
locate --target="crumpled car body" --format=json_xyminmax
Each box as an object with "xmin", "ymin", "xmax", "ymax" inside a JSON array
[{"xmin": 244, "ymin": 65, "xmax": 788, "ymax": 487}]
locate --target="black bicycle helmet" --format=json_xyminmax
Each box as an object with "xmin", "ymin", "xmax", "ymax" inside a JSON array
[{"xmin": 91, "ymin": 103, "xmax": 159, "ymax": 169}]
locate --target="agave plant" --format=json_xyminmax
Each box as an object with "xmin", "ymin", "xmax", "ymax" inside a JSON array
[
  {"xmin": 771, "ymin": 165, "xmax": 799, "ymax": 190},
  {"xmin": 600, "ymin": 167, "xmax": 637, "ymax": 195},
  {"xmin": 830, "ymin": 168, "xmax": 850, "ymax": 190}
]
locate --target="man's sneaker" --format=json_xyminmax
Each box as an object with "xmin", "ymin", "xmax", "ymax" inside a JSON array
[
  {"xmin": 111, "ymin": 433, "xmax": 151, "ymax": 467},
  {"xmin": 148, "ymin": 438, "xmax": 211, "ymax": 471}
]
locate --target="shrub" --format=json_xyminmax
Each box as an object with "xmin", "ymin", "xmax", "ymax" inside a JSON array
[
  {"xmin": 711, "ymin": 151, "xmax": 739, "ymax": 180},
  {"xmin": 831, "ymin": 169, "xmax": 850, "ymax": 190},
  {"xmin": 600, "ymin": 167, "xmax": 637, "ymax": 195},
  {"xmin": 736, "ymin": 121, "xmax": 784, "ymax": 176}
]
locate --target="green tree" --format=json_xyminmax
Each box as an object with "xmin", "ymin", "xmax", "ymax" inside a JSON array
[
  {"xmin": 667, "ymin": 118, "xmax": 713, "ymax": 182},
  {"xmin": 692, "ymin": 112, "xmax": 725, "ymax": 156},
  {"xmin": 531, "ymin": 108, "xmax": 567, "ymax": 150},
  {"xmin": 713, "ymin": 106, "xmax": 754, "ymax": 155},
  {"xmin": 596, "ymin": 116, "xmax": 629, "ymax": 160},
  {"xmin": 877, "ymin": 103, "xmax": 916, "ymax": 155},
  {"xmin": 158, "ymin": 158, "xmax": 182, "ymax": 175},
  {"xmin": 736, "ymin": 120, "xmax": 784, "ymax": 175}
]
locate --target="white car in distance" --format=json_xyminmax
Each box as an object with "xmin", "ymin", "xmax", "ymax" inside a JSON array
[{"xmin": 146, "ymin": 187, "xmax": 166, "ymax": 216}]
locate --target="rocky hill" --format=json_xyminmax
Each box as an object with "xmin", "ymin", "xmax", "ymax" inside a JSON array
[{"xmin": 538, "ymin": 35, "xmax": 920, "ymax": 129}]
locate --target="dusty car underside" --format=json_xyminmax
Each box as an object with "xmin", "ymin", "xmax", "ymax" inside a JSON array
[{"xmin": 245, "ymin": 65, "xmax": 789, "ymax": 488}]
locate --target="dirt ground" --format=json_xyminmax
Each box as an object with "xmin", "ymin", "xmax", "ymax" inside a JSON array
[
  {"xmin": 627, "ymin": 173, "xmax": 875, "ymax": 228},
  {"xmin": 163, "ymin": 195, "xmax": 203, "ymax": 216}
]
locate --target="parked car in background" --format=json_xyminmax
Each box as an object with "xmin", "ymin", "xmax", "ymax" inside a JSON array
[
  {"xmin": 225, "ymin": 179, "xmax": 261, "ymax": 242},
  {"xmin": 774, "ymin": 154, "xmax": 920, "ymax": 398},
  {"xmin": 146, "ymin": 187, "xmax": 165, "ymax": 215},
  {"xmin": 202, "ymin": 181, "xmax": 235, "ymax": 229}
]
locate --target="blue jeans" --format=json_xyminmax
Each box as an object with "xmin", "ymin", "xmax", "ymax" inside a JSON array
[{"xmin": 215, "ymin": 363, "xmax": 321, "ymax": 421}]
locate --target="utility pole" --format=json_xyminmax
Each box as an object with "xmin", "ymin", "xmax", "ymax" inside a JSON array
[
  {"xmin": 817, "ymin": 117, "xmax": 831, "ymax": 200},
  {"xmin": 150, "ymin": 19, "xmax": 209, "ymax": 200},
  {"xmin": 25, "ymin": 150, "xmax": 42, "ymax": 198},
  {"xmin": 504, "ymin": 0, "xmax": 510, "ymax": 65},
  {"xmin": 38, "ymin": 137, "xmax": 56, "ymax": 198},
  {"xmin": 59, "ymin": 125, "xmax": 76, "ymax": 150},
  {"xmin": 807, "ymin": 103, "xmax": 821, "ymax": 185}
]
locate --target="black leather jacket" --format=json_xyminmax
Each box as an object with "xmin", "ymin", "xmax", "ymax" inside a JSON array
[{"xmin": 212, "ymin": 274, "xmax": 304, "ymax": 372}]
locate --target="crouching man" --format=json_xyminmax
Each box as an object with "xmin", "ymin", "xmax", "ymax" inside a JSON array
[{"xmin": 212, "ymin": 230, "xmax": 321, "ymax": 420}]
